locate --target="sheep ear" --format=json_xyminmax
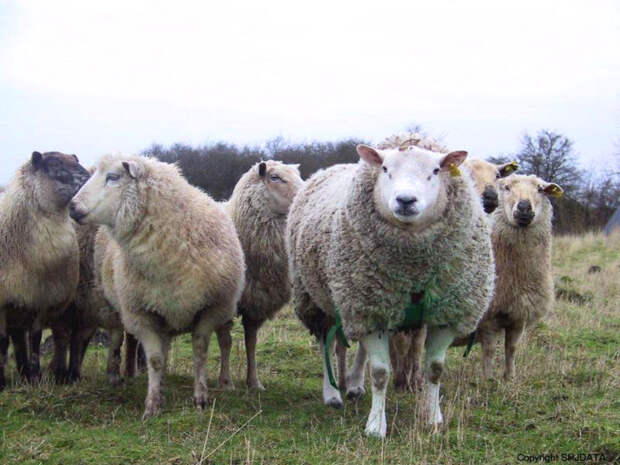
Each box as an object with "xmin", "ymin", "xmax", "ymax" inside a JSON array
[
  {"xmin": 258, "ymin": 162, "xmax": 267, "ymax": 177},
  {"xmin": 440, "ymin": 151, "xmax": 467, "ymax": 170},
  {"xmin": 31, "ymin": 151, "xmax": 43, "ymax": 170},
  {"xmin": 498, "ymin": 161, "xmax": 518, "ymax": 178},
  {"xmin": 122, "ymin": 161, "xmax": 143, "ymax": 179},
  {"xmin": 71, "ymin": 154, "xmax": 79, "ymax": 163},
  {"xmin": 541, "ymin": 182, "xmax": 563, "ymax": 198},
  {"xmin": 356, "ymin": 145, "xmax": 383, "ymax": 166}
]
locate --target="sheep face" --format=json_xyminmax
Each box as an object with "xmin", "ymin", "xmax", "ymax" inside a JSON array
[
  {"xmin": 257, "ymin": 161, "xmax": 304, "ymax": 215},
  {"xmin": 30, "ymin": 151, "xmax": 90, "ymax": 212},
  {"xmin": 70, "ymin": 155, "xmax": 144, "ymax": 227},
  {"xmin": 498, "ymin": 174, "xmax": 563, "ymax": 228},
  {"xmin": 465, "ymin": 159, "xmax": 517, "ymax": 214},
  {"xmin": 357, "ymin": 145, "xmax": 467, "ymax": 226}
]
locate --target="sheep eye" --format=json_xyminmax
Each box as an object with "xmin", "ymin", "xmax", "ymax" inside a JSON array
[
  {"xmin": 433, "ymin": 168, "xmax": 440, "ymax": 175},
  {"xmin": 382, "ymin": 166, "xmax": 388, "ymax": 173},
  {"xmin": 106, "ymin": 173, "xmax": 120, "ymax": 183},
  {"xmin": 270, "ymin": 174, "xmax": 282, "ymax": 182},
  {"xmin": 496, "ymin": 172, "xmax": 501, "ymax": 179},
  {"xmin": 504, "ymin": 185, "xmax": 510, "ymax": 191}
]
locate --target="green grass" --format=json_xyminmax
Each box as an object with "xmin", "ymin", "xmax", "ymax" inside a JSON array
[{"xmin": 1, "ymin": 233, "xmax": 619, "ymax": 464}]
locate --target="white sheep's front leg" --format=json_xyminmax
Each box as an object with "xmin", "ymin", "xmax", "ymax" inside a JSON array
[
  {"xmin": 192, "ymin": 315, "xmax": 215, "ymax": 410},
  {"xmin": 345, "ymin": 342, "xmax": 367, "ymax": 400},
  {"xmin": 320, "ymin": 336, "xmax": 343, "ymax": 408},
  {"xmin": 424, "ymin": 326, "xmax": 456, "ymax": 427},
  {"xmin": 139, "ymin": 327, "xmax": 170, "ymax": 420},
  {"xmin": 361, "ymin": 330, "xmax": 390, "ymax": 438}
]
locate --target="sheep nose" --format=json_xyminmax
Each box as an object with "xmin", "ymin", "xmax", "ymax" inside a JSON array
[
  {"xmin": 396, "ymin": 195, "xmax": 418, "ymax": 207},
  {"xmin": 516, "ymin": 200, "xmax": 532, "ymax": 214},
  {"xmin": 482, "ymin": 186, "xmax": 499, "ymax": 213},
  {"xmin": 69, "ymin": 201, "xmax": 86, "ymax": 222},
  {"xmin": 482, "ymin": 186, "xmax": 498, "ymax": 201}
]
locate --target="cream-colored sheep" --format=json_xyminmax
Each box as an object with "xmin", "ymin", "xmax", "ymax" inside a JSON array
[
  {"xmin": 470, "ymin": 174, "xmax": 562, "ymax": 379},
  {"xmin": 0, "ymin": 151, "xmax": 89, "ymax": 388},
  {"xmin": 70, "ymin": 154, "xmax": 245, "ymax": 418},
  {"xmin": 287, "ymin": 143, "xmax": 494, "ymax": 437},
  {"xmin": 216, "ymin": 160, "xmax": 303, "ymax": 391}
]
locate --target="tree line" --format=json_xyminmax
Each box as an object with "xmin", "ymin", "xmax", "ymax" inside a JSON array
[{"xmin": 142, "ymin": 130, "xmax": 618, "ymax": 235}]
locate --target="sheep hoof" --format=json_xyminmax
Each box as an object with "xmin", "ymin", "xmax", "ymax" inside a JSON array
[
  {"xmin": 217, "ymin": 378, "xmax": 235, "ymax": 391},
  {"xmin": 426, "ymin": 410, "xmax": 443, "ymax": 428},
  {"xmin": 193, "ymin": 394, "xmax": 209, "ymax": 410},
  {"xmin": 54, "ymin": 368, "xmax": 71, "ymax": 384},
  {"xmin": 107, "ymin": 373, "xmax": 123, "ymax": 386},
  {"xmin": 247, "ymin": 380, "xmax": 265, "ymax": 392},
  {"xmin": 346, "ymin": 386, "xmax": 365, "ymax": 401},
  {"xmin": 325, "ymin": 397, "xmax": 344, "ymax": 409},
  {"xmin": 393, "ymin": 379, "xmax": 408, "ymax": 393},
  {"xmin": 365, "ymin": 415, "xmax": 387, "ymax": 438},
  {"xmin": 142, "ymin": 396, "xmax": 162, "ymax": 420}
]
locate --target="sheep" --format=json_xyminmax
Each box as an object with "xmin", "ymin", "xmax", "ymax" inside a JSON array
[
  {"xmin": 286, "ymin": 142, "xmax": 494, "ymax": 437},
  {"xmin": 463, "ymin": 158, "xmax": 519, "ymax": 213},
  {"xmin": 70, "ymin": 154, "xmax": 245, "ymax": 418},
  {"xmin": 0, "ymin": 151, "xmax": 90, "ymax": 389},
  {"xmin": 463, "ymin": 174, "xmax": 562, "ymax": 380},
  {"xmin": 216, "ymin": 160, "xmax": 303, "ymax": 391}
]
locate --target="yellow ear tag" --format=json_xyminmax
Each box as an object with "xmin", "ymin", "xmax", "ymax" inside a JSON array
[
  {"xmin": 505, "ymin": 161, "xmax": 519, "ymax": 173},
  {"xmin": 549, "ymin": 185, "xmax": 563, "ymax": 198},
  {"xmin": 449, "ymin": 163, "xmax": 461, "ymax": 177}
]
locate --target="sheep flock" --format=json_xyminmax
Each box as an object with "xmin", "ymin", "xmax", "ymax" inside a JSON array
[{"xmin": 0, "ymin": 135, "xmax": 565, "ymax": 439}]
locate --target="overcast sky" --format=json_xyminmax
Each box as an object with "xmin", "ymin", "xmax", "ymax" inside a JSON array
[{"xmin": 0, "ymin": 0, "xmax": 618, "ymax": 184}]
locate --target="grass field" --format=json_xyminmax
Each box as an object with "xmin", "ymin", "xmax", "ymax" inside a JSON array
[{"xmin": 1, "ymin": 233, "xmax": 618, "ymax": 464}]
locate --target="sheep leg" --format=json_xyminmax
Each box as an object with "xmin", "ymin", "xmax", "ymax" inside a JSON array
[
  {"xmin": 424, "ymin": 326, "xmax": 456, "ymax": 427},
  {"xmin": 28, "ymin": 329, "xmax": 42, "ymax": 383},
  {"xmin": 335, "ymin": 337, "xmax": 347, "ymax": 390},
  {"xmin": 504, "ymin": 323, "xmax": 525, "ymax": 381},
  {"xmin": 479, "ymin": 328, "xmax": 498, "ymax": 380},
  {"xmin": 69, "ymin": 327, "xmax": 95, "ymax": 381},
  {"xmin": 192, "ymin": 315, "xmax": 215, "ymax": 410},
  {"xmin": 106, "ymin": 328, "xmax": 124, "ymax": 386},
  {"xmin": 124, "ymin": 332, "xmax": 138, "ymax": 378},
  {"xmin": 361, "ymin": 330, "xmax": 390, "ymax": 438},
  {"xmin": 140, "ymin": 327, "xmax": 169, "ymax": 420},
  {"xmin": 137, "ymin": 343, "xmax": 146, "ymax": 372},
  {"xmin": 0, "ymin": 309, "xmax": 7, "ymax": 391},
  {"xmin": 50, "ymin": 322, "xmax": 71, "ymax": 383},
  {"xmin": 320, "ymin": 335, "xmax": 343, "ymax": 408},
  {"xmin": 389, "ymin": 332, "xmax": 410, "ymax": 392},
  {"xmin": 9, "ymin": 328, "xmax": 30, "ymax": 380},
  {"xmin": 345, "ymin": 342, "xmax": 367, "ymax": 400},
  {"xmin": 215, "ymin": 320, "xmax": 235, "ymax": 390},
  {"xmin": 408, "ymin": 325, "xmax": 427, "ymax": 391},
  {"xmin": 243, "ymin": 317, "xmax": 265, "ymax": 391}
]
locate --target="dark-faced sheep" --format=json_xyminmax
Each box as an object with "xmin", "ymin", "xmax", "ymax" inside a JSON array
[{"xmin": 0, "ymin": 151, "xmax": 89, "ymax": 388}]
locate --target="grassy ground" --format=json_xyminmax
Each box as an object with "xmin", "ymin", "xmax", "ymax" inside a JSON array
[{"xmin": 1, "ymin": 233, "xmax": 618, "ymax": 464}]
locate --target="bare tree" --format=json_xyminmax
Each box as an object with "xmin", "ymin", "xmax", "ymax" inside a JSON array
[{"xmin": 515, "ymin": 130, "xmax": 583, "ymax": 194}]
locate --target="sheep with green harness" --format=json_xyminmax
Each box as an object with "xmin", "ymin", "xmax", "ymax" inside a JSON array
[{"xmin": 286, "ymin": 143, "xmax": 494, "ymax": 437}]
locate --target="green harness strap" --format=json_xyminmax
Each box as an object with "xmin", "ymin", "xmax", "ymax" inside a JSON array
[
  {"xmin": 324, "ymin": 312, "xmax": 350, "ymax": 389},
  {"xmin": 325, "ymin": 294, "xmax": 427, "ymax": 390},
  {"xmin": 462, "ymin": 331, "xmax": 476, "ymax": 358}
]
